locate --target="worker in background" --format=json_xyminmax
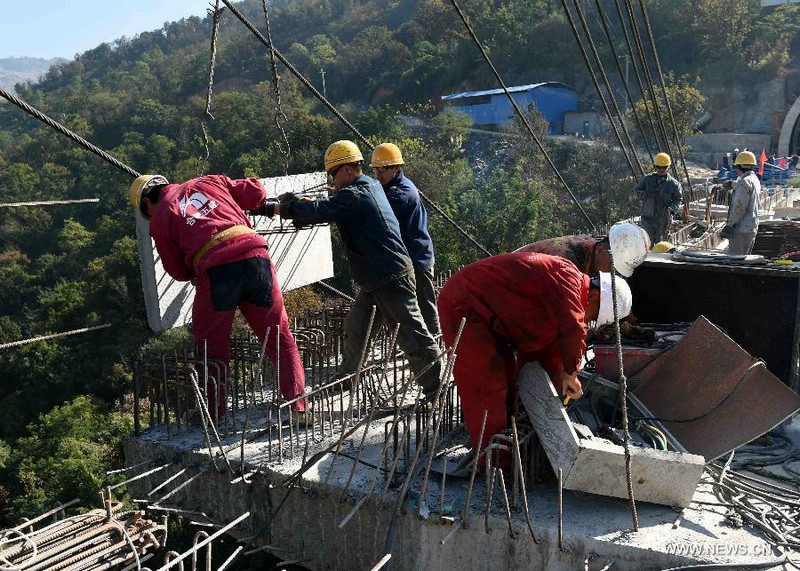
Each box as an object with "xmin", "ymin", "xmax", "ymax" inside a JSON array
[
  {"xmin": 272, "ymin": 140, "xmax": 442, "ymax": 399},
  {"xmin": 437, "ymin": 253, "xmax": 632, "ymax": 463},
  {"xmin": 371, "ymin": 143, "xmax": 440, "ymax": 339},
  {"xmin": 515, "ymin": 222, "xmax": 650, "ymax": 279},
  {"xmin": 634, "ymin": 152, "xmax": 683, "ymax": 244},
  {"xmin": 129, "ymin": 174, "xmax": 310, "ymax": 424},
  {"xmin": 720, "ymin": 150, "xmax": 760, "ymax": 255}
]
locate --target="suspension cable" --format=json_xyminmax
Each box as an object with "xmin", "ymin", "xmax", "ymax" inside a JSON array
[
  {"xmin": 0, "ymin": 88, "xmax": 140, "ymax": 178},
  {"xmin": 198, "ymin": 0, "xmax": 224, "ymax": 174},
  {"xmin": 262, "ymin": 0, "xmax": 291, "ymax": 176},
  {"xmin": 570, "ymin": 0, "xmax": 643, "ymax": 177},
  {"xmin": 559, "ymin": 0, "xmax": 639, "ymax": 179},
  {"xmin": 623, "ymin": 0, "xmax": 675, "ymax": 172},
  {"xmin": 220, "ymin": 0, "xmax": 494, "ymax": 256},
  {"xmin": 449, "ymin": 0, "xmax": 597, "ymax": 233},
  {"xmin": 636, "ymin": 0, "xmax": 695, "ymax": 209},
  {"xmin": 0, "ymin": 324, "xmax": 112, "ymax": 350},
  {"xmin": 611, "ymin": 0, "xmax": 662, "ymax": 152},
  {"xmin": 593, "ymin": 0, "xmax": 654, "ymax": 162},
  {"xmin": 0, "ymin": 198, "xmax": 99, "ymax": 208}
]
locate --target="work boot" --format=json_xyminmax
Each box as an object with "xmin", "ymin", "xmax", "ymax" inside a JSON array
[{"xmin": 291, "ymin": 409, "xmax": 314, "ymax": 428}]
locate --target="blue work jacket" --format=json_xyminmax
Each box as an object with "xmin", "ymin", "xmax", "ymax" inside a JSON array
[
  {"xmin": 286, "ymin": 174, "xmax": 412, "ymax": 291},
  {"xmin": 381, "ymin": 171, "xmax": 435, "ymax": 272}
]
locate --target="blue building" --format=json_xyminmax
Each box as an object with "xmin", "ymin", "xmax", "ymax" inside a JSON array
[{"xmin": 441, "ymin": 82, "xmax": 578, "ymax": 135}]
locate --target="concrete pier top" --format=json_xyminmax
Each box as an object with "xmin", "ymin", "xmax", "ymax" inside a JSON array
[{"xmin": 124, "ymin": 400, "xmax": 783, "ymax": 570}]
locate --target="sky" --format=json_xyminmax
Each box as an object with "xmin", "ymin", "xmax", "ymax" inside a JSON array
[{"xmin": 1, "ymin": 1, "xmax": 212, "ymax": 59}]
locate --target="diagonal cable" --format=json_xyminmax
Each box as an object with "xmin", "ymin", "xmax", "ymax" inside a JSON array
[
  {"xmin": 0, "ymin": 88, "xmax": 139, "ymax": 178},
  {"xmin": 220, "ymin": 0, "xmax": 494, "ymax": 256},
  {"xmin": 448, "ymin": 0, "xmax": 597, "ymax": 232}
]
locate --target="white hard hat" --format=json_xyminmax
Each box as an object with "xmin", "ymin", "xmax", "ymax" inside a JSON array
[
  {"xmin": 608, "ymin": 223, "xmax": 650, "ymax": 277},
  {"xmin": 596, "ymin": 272, "xmax": 632, "ymax": 327}
]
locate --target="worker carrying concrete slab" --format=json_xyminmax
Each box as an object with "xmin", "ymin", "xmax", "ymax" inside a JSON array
[
  {"xmin": 437, "ymin": 253, "xmax": 632, "ymax": 464},
  {"xmin": 634, "ymin": 152, "xmax": 683, "ymax": 244},
  {"xmin": 515, "ymin": 222, "xmax": 651, "ymax": 278},
  {"xmin": 130, "ymin": 174, "xmax": 310, "ymax": 423},
  {"xmin": 371, "ymin": 143, "xmax": 440, "ymax": 339},
  {"xmin": 272, "ymin": 140, "xmax": 442, "ymax": 399},
  {"xmin": 721, "ymin": 150, "xmax": 760, "ymax": 255}
]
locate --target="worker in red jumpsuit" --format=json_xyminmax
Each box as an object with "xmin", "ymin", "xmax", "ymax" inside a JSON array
[
  {"xmin": 437, "ymin": 252, "xmax": 631, "ymax": 463},
  {"xmin": 129, "ymin": 174, "xmax": 309, "ymax": 423}
]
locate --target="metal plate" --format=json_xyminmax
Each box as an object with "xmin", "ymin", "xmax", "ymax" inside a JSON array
[{"xmin": 632, "ymin": 316, "xmax": 800, "ymax": 461}]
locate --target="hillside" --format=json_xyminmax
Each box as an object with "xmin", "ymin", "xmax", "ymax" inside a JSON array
[{"xmin": 0, "ymin": 56, "xmax": 65, "ymax": 93}]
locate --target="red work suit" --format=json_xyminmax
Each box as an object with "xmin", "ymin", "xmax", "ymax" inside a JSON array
[
  {"xmin": 437, "ymin": 253, "xmax": 588, "ymax": 463},
  {"xmin": 149, "ymin": 175, "xmax": 306, "ymax": 415}
]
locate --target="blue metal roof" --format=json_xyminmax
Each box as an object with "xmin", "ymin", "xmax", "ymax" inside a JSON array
[{"xmin": 441, "ymin": 81, "xmax": 574, "ymax": 101}]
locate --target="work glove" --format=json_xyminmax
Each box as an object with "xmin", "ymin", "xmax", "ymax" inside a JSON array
[
  {"xmin": 720, "ymin": 224, "xmax": 735, "ymax": 239},
  {"xmin": 250, "ymin": 199, "xmax": 279, "ymax": 218},
  {"xmin": 277, "ymin": 192, "xmax": 300, "ymax": 217}
]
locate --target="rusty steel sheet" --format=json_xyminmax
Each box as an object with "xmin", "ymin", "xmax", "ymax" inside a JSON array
[{"xmin": 631, "ymin": 316, "xmax": 800, "ymax": 461}]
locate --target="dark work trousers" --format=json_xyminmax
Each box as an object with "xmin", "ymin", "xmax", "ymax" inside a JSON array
[
  {"xmin": 193, "ymin": 251, "xmax": 307, "ymax": 416},
  {"xmin": 340, "ymin": 272, "xmax": 442, "ymax": 396},
  {"xmin": 415, "ymin": 265, "xmax": 441, "ymax": 339}
]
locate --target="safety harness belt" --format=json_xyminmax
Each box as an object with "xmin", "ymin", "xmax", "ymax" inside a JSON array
[{"xmin": 192, "ymin": 225, "xmax": 255, "ymax": 270}]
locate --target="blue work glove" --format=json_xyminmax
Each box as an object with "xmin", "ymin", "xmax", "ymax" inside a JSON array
[{"xmin": 720, "ymin": 224, "xmax": 734, "ymax": 239}]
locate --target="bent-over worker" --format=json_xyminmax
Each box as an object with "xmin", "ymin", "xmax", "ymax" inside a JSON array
[
  {"xmin": 437, "ymin": 253, "xmax": 632, "ymax": 463},
  {"xmin": 130, "ymin": 174, "xmax": 309, "ymax": 423}
]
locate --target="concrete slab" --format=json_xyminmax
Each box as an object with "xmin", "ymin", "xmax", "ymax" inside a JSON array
[
  {"xmin": 517, "ymin": 363, "xmax": 705, "ymax": 508},
  {"xmin": 124, "ymin": 400, "xmax": 782, "ymax": 570},
  {"xmin": 136, "ymin": 172, "xmax": 333, "ymax": 332}
]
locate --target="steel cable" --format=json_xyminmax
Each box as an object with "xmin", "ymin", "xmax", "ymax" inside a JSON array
[
  {"xmin": 593, "ymin": 0, "xmax": 654, "ymax": 162},
  {"xmin": 570, "ymin": 0, "xmax": 644, "ymax": 177},
  {"xmin": 220, "ymin": 0, "xmax": 494, "ymax": 256},
  {"xmin": 0, "ymin": 88, "xmax": 139, "ymax": 178},
  {"xmin": 636, "ymin": 0, "xmax": 696, "ymax": 208},
  {"xmin": 262, "ymin": 0, "xmax": 291, "ymax": 175},
  {"xmin": 449, "ymin": 0, "xmax": 597, "ymax": 233},
  {"xmin": 610, "ymin": 0, "xmax": 663, "ymax": 151}
]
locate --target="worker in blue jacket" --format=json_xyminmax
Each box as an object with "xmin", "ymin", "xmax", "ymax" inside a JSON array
[
  {"xmin": 272, "ymin": 140, "xmax": 441, "ymax": 398},
  {"xmin": 371, "ymin": 143, "xmax": 440, "ymax": 339}
]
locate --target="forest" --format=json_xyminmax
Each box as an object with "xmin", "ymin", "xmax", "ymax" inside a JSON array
[{"xmin": 0, "ymin": 0, "xmax": 798, "ymax": 524}]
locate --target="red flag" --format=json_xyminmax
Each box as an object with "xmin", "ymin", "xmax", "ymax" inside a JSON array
[
  {"xmin": 780, "ymin": 157, "xmax": 787, "ymax": 169},
  {"xmin": 759, "ymin": 149, "xmax": 767, "ymax": 176}
]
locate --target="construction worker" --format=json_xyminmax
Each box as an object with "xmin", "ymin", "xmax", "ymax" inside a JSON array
[
  {"xmin": 515, "ymin": 222, "xmax": 650, "ymax": 278},
  {"xmin": 721, "ymin": 150, "xmax": 760, "ymax": 255},
  {"xmin": 273, "ymin": 140, "xmax": 442, "ymax": 398},
  {"xmin": 371, "ymin": 143, "xmax": 440, "ymax": 338},
  {"xmin": 129, "ymin": 174, "xmax": 310, "ymax": 423},
  {"xmin": 437, "ymin": 252, "xmax": 632, "ymax": 462},
  {"xmin": 634, "ymin": 153, "xmax": 683, "ymax": 244}
]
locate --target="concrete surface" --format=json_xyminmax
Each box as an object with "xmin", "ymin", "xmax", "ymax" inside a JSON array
[{"xmin": 124, "ymin": 402, "xmax": 784, "ymax": 570}]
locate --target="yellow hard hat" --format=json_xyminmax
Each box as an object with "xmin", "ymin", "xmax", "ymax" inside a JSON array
[
  {"xmin": 370, "ymin": 143, "xmax": 404, "ymax": 168},
  {"xmin": 653, "ymin": 153, "xmax": 672, "ymax": 168},
  {"xmin": 323, "ymin": 140, "xmax": 363, "ymax": 172},
  {"xmin": 129, "ymin": 174, "xmax": 168, "ymax": 211},
  {"xmin": 652, "ymin": 241, "xmax": 675, "ymax": 254},
  {"xmin": 734, "ymin": 150, "xmax": 757, "ymax": 167}
]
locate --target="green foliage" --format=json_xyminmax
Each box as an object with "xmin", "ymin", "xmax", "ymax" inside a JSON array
[
  {"xmin": 2, "ymin": 396, "xmax": 132, "ymax": 524},
  {"xmin": 629, "ymin": 74, "xmax": 707, "ymax": 148}
]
